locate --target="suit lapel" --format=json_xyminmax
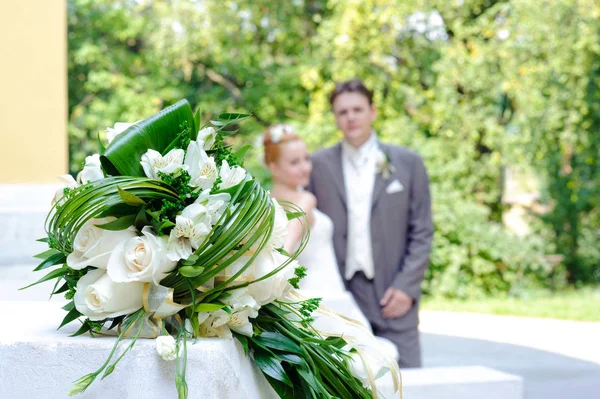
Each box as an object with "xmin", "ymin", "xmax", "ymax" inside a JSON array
[
  {"xmin": 324, "ymin": 143, "xmax": 347, "ymax": 207},
  {"xmin": 371, "ymin": 143, "xmax": 387, "ymax": 210}
]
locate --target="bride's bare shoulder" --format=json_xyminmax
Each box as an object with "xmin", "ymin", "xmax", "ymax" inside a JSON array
[{"xmin": 290, "ymin": 191, "xmax": 316, "ymax": 212}]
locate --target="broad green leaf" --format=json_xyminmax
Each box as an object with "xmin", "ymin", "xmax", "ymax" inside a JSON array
[
  {"xmin": 33, "ymin": 252, "xmax": 66, "ymax": 271},
  {"xmin": 235, "ymin": 334, "xmax": 249, "ymax": 356},
  {"xmin": 254, "ymin": 331, "xmax": 302, "ymax": 354},
  {"xmin": 62, "ymin": 301, "xmax": 75, "ymax": 311},
  {"xmin": 33, "ymin": 248, "xmax": 61, "ymax": 259},
  {"xmin": 95, "ymin": 214, "xmax": 136, "ymax": 231},
  {"xmin": 233, "ymin": 144, "xmax": 252, "ymax": 166},
  {"xmin": 20, "ymin": 267, "xmax": 67, "ymax": 290},
  {"xmin": 53, "ymin": 282, "xmax": 69, "ymax": 295},
  {"xmin": 101, "ymin": 100, "xmax": 195, "ymax": 176},
  {"xmin": 286, "ymin": 211, "xmax": 305, "ymax": 221},
  {"xmin": 194, "ymin": 302, "xmax": 226, "ymax": 313},
  {"xmin": 253, "ymin": 350, "xmax": 293, "ymax": 387},
  {"xmin": 70, "ymin": 322, "xmax": 92, "ymax": 337},
  {"xmin": 193, "ymin": 108, "xmax": 201, "ymax": 139},
  {"xmin": 97, "ymin": 132, "xmax": 106, "ymax": 155},
  {"xmin": 279, "ymin": 353, "xmax": 306, "ymax": 366},
  {"xmin": 179, "ymin": 266, "xmax": 205, "ymax": 278},
  {"xmin": 118, "ymin": 186, "xmax": 147, "ymax": 206},
  {"xmin": 59, "ymin": 307, "xmax": 83, "ymax": 329}
]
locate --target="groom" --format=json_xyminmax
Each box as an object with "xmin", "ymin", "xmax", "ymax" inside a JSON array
[{"xmin": 307, "ymin": 79, "xmax": 434, "ymax": 368}]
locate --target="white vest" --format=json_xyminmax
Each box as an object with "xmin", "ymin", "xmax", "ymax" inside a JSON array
[{"xmin": 341, "ymin": 133, "xmax": 377, "ymax": 280}]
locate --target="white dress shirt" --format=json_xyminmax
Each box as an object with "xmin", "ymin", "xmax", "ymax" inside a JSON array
[{"xmin": 342, "ymin": 133, "xmax": 378, "ymax": 280}]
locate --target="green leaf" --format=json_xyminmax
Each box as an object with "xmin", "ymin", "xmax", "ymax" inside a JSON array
[
  {"xmin": 233, "ymin": 144, "xmax": 252, "ymax": 165},
  {"xmin": 95, "ymin": 214, "xmax": 136, "ymax": 231},
  {"xmin": 210, "ymin": 113, "xmax": 250, "ymax": 127},
  {"xmin": 98, "ymin": 203, "xmax": 139, "ymax": 218},
  {"xmin": 98, "ymin": 132, "xmax": 107, "ymax": 156},
  {"xmin": 70, "ymin": 322, "xmax": 92, "ymax": 337},
  {"xmin": 118, "ymin": 186, "xmax": 147, "ymax": 206},
  {"xmin": 286, "ymin": 211, "xmax": 305, "ymax": 221},
  {"xmin": 59, "ymin": 307, "xmax": 83, "ymax": 329},
  {"xmin": 253, "ymin": 349, "xmax": 293, "ymax": 387},
  {"xmin": 194, "ymin": 302, "xmax": 226, "ymax": 313},
  {"xmin": 179, "ymin": 266, "xmax": 205, "ymax": 278},
  {"xmin": 254, "ymin": 331, "xmax": 302, "ymax": 354},
  {"xmin": 101, "ymin": 100, "xmax": 195, "ymax": 176},
  {"xmin": 235, "ymin": 334, "xmax": 249, "ymax": 356},
  {"xmin": 62, "ymin": 301, "xmax": 75, "ymax": 311},
  {"xmin": 53, "ymin": 282, "xmax": 69, "ymax": 295},
  {"xmin": 33, "ymin": 252, "xmax": 66, "ymax": 271},
  {"xmin": 279, "ymin": 353, "xmax": 306, "ymax": 366},
  {"xmin": 36, "ymin": 237, "xmax": 50, "ymax": 243},
  {"xmin": 20, "ymin": 267, "xmax": 67, "ymax": 290},
  {"xmin": 193, "ymin": 108, "xmax": 201, "ymax": 139},
  {"xmin": 33, "ymin": 248, "xmax": 61, "ymax": 260}
]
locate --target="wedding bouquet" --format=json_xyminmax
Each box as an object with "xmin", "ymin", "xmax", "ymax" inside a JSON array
[{"xmin": 25, "ymin": 100, "xmax": 399, "ymax": 398}]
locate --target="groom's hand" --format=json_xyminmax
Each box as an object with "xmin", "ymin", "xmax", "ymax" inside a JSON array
[{"xmin": 380, "ymin": 288, "xmax": 413, "ymax": 319}]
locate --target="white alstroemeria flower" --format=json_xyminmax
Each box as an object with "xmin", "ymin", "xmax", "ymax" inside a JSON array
[
  {"xmin": 166, "ymin": 229, "xmax": 193, "ymax": 262},
  {"xmin": 197, "ymin": 310, "xmax": 233, "ymax": 338},
  {"xmin": 155, "ymin": 335, "xmax": 179, "ymax": 361},
  {"xmin": 140, "ymin": 149, "xmax": 186, "ymax": 179},
  {"xmin": 74, "ymin": 269, "xmax": 144, "ymax": 321},
  {"xmin": 106, "ymin": 122, "xmax": 135, "ymax": 144},
  {"xmin": 247, "ymin": 250, "xmax": 296, "ymax": 305},
  {"xmin": 52, "ymin": 174, "xmax": 79, "ymax": 205},
  {"xmin": 194, "ymin": 189, "xmax": 231, "ymax": 223},
  {"xmin": 219, "ymin": 160, "xmax": 246, "ymax": 189},
  {"xmin": 78, "ymin": 154, "xmax": 104, "ymax": 184},
  {"xmin": 184, "ymin": 140, "xmax": 218, "ymax": 189},
  {"xmin": 197, "ymin": 127, "xmax": 217, "ymax": 150},
  {"xmin": 67, "ymin": 218, "xmax": 137, "ymax": 270},
  {"xmin": 173, "ymin": 203, "xmax": 213, "ymax": 250},
  {"xmin": 107, "ymin": 226, "xmax": 177, "ymax": 285},
  {"xmin": 221, "ymin": 288, "xmax": 260, "ymax": 337}
]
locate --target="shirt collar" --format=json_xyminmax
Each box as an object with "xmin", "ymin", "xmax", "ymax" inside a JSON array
[{"xmin": 342, "ymin": 131, "xmax": 377, "ymax": 160}]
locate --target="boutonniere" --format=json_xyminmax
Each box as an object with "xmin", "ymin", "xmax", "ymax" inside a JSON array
[{"xmin": 376, "ymin": 148, "xmax": 395, "ymax": 180}]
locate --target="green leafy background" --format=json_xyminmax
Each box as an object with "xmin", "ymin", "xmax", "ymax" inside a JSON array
[{"xmin": 67, "ymin": 0, "xmax": 600, "ymax": 297}]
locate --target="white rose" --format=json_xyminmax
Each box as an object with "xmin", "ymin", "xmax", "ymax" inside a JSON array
[
  {"xmin": 173, "ymin": 203, "xmax": 213, "ymax": 250},
  {"xmin": 348, "ymin": 353, "xmax": 370, "ymax": 387},
  {"xmin": 78, "ymin": 154, "xmax": 104, "ymax": 184},
  {"xmin": 247, "ymin": 250, "xmax": 296, "ymax": 305},
  {"xmin": 140, "ymin": 149, "xmax": 186, "ymax": 179},
  {"xmin": 74, "ymin": 269, "xmax": 144, "ymax": 321},
  {"xmin": 52, "ymin": 174, "xmax": 79, "ymax": 205},
  {"xmin": 107, "ymin": 226, "xmax": 177, "ymax": 285},
  {"xmin": 197, "ymin": 127, "xmax": 217, "ymax": 150},
  {"xmin": 67, "ymin": 218, "xmax": 137, "ymax": 270},
  {"xmin": 219, "ymin": 160, "xmax": 246, "ymax": 189},
  {"xmin": 155, "ymin": 335, "xmax": 179, "ymax": 361},
  {"xmin": 106, "ymin": 122, "xmax": 136, "ymax": 144},
  {"xmin": 184, "ymin": 140, "xmax": 218, "ymax": 189}
]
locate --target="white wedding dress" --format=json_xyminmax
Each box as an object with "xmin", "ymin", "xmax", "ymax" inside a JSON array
[{"xmin": 296, "ymin": 209, "xmax": 399, "ymax": 359}]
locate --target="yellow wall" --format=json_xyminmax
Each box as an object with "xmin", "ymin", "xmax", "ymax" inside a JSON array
[{"xmin": 0, "ymin": 1, "xmax": 67, "ymax": 183}]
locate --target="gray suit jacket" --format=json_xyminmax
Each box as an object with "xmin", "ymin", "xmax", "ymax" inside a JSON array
[{"xmin": 307, "ymin": 141, "xmax": 434, "ymax": 329}]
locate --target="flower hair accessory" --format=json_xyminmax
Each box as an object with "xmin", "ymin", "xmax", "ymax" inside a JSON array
[
  {"xmin": 376, "ymin": 148, "xmax": 395, "ymax": 180},
  {"xmin": 269, "ymin": 124, "xmax": 295, "ymax": 143}
]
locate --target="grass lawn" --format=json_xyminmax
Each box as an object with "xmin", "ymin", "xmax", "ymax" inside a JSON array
[{"xmin": 421, "ymin": 287, "xmax": 600, "ymax": 322}]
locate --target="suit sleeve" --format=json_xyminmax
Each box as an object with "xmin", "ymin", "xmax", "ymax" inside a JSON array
[{"xmin": 391, "ymin": 154, "xmax": 434, "ymax": 301}]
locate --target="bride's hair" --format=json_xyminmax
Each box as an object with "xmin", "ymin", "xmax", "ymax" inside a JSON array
[{"xmin": 263, "ymin": 124, "xmax": 301, "ymax": 164}]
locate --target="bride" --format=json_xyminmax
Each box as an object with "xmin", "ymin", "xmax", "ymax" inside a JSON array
[{"xmin": 261, "ymin": 124, "xmax": 399, "ymax": 361}]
